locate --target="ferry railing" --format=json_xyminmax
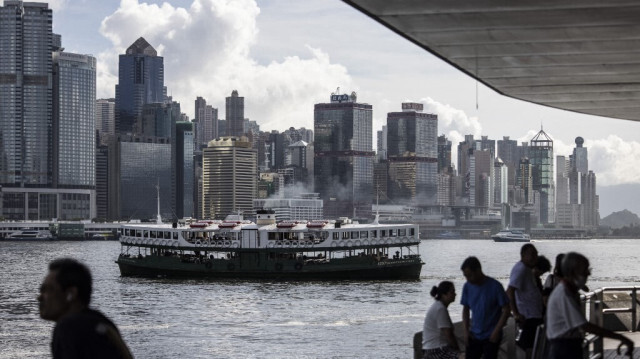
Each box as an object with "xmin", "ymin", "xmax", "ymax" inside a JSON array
[{"xmin": 581, "ymin": 286, "xmax": 639, "ymax": 359}]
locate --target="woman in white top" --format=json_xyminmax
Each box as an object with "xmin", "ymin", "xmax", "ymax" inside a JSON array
[{"xmin": 422, "ymin": 281, "xmax": 460, "ymax": 359}]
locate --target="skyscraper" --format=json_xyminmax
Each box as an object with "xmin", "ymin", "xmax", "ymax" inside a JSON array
[
  {"xmin": 96, "ymin": 99, "xmax": 115, "ymax": 136},
  {"xmin": 437, "ymin": 135, "xmax": 452, "ymax": 173},
  {"xmin": 386, "ymin": 102, "xmax": 438, "ymax": 205},
  {"xmin": 115, "ymin": 37, "xmax": 164, "ymax": 134},
  {"xmin": 226, "ymin": 90, "xmax": 245, "ymax": 137},
  {"xmin": 202, "ymin": 137, "xmax": 257, "ymax": 219},
  {"xmin": 314, "ymin": 91, "xmax": 374, "ymax": 218},
  {"xmin": 194, "ymin": 96, "xmax": 218, "ymax": 150},
  {"xmin": 530, "ymin": 129, "xmax": 555, "ymax": 223},
  {"xmin": 0, "ymin": 1, "xmax": 52, "ymax": 187},
  {"xmin": 174, "ymin": 122, "xmax": 194, "ymax": 218},
  {"xmin": 53, "ymin": 51, "xmax": 96, "ymax": 189}
]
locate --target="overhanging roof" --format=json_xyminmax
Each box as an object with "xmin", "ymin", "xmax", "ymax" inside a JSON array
[{"xmin": 343, "ymin": 0, "xmax": 640, "ymax": 122}]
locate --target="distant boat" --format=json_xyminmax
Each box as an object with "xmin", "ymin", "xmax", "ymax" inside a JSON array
[
  {"xmin": 436, "ymin": 231, "xmax": 462, "ymax": 239},
  {"xmin": 491, "ymin": 229, "xmax": 530, "ymax": 242},
  {"xmin": 5, "ymin": 229, "xmax": 55, "ymax": 241}
]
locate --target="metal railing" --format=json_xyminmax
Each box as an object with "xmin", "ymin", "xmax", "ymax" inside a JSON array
[{"xmin": 582, "ymin": 286, "xmax": 639, "ymax": 358}]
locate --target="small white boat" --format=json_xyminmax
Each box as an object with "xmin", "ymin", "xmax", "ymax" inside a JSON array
[
  {"xmin": 6, "ymin": 229, "xmax": 55, "ymax": 241},
  {"xmin": 491, "ymin": 229, "xmax": 530, "ymax": 242}
]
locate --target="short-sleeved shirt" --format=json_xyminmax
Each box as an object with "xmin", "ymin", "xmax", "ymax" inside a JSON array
[
  {"xmin": 460, "ymin": 276, "xmax": 508, "ymax": 340},
  {"xmin": 508, "ymin": 261, "xmax": 543, "ymax": 319},
  {"xmin": 546, "ymin": 281, "xmax": 586, "ymax": 339},
  {"xmin": 422, "ymin": 300, "xmax": 454, "ymax": 349}
]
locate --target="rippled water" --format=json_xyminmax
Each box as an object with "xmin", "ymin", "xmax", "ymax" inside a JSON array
[{"xmin": 1, "ymin": 239, "xmax": 638, "ymax": 358}]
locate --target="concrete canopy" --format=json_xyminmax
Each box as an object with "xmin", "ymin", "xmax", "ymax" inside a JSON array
[{"xmin": 343, "ymin": 0, "xmax": 640, "ymax": 122}]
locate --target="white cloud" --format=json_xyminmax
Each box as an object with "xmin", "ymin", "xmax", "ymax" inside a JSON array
[
  {"xmin": 588, "ymin": 136, "xmax": 640, "ymax": 186},
  {"xmin": 97, "ymin": 0, "xmax": 352, "ymax": 130}
]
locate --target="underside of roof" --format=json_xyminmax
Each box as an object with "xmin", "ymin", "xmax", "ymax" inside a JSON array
[{"xmin": 343, "ymin": 0, "xmax": 640, "ymax": 122}]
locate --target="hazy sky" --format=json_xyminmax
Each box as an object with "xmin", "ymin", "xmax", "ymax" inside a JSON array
[{"xmin": 42, "ymin": 0, "xmax": 640, "ymax": 191}]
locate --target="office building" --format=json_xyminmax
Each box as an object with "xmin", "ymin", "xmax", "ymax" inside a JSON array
[
  {"xmin": 437, "ymin": 135, "xmax": 452, "ymax": 173},
  {"xmin": 96, "ymin": 99, "xmax": 115, "ymax": 136},
  {"xmin": 226, "ymin": 90, "xmax": 245, "ymax": 137},
  {"xmin": 115, "ymin": 37, "xmax": 164, "ymax": 134},
  {"xmin": 202, "ymin": 137, "xmax": 257, "ymax": 219},
  {"xmin": 137, "ymin": 101, "xmax": 181, "ymax": 138},
  {"xmin": 253, "ymin": 194, "xmax": 323, "ymax": 221},
  {"xmin": 386, "ymin": 102, "xmax": 438, "ymax": 206},
  {"xmin": 194, "ymin": 96, "xmax": 218, "ymax": 150},
  {"xmin": 314, "ymin": 92, "xmax": 374, "ymax": 218},
  {"xmin": 174, "ymin": 122, "xmax": 194, "ymax": 218},
  {"xmin": 529, "ymin": 128, "xmax": 555, "ymax": 223}
]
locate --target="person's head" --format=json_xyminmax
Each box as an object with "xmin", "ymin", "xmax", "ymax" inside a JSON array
[
  {"xmin": 520, "ymin": 243, "xmax": 538, "ymax": 267},
  {"xmin": 561, "ymin": 252, "xmax": 591, "ymax": 290},
  {"xmin": 430, "ymin": 281, "xmax": 456, "ymax": 305},
  {"xmin": 461, "ymin": 256, "xmax": 483, "ymax": 284},
  {"xmin": 533, "ymin": 255, "xmax": 551, "ymax": 277},
  {"xmin": 38, "ymin": 258, "xmax": 92, "ymax": 322},
  {"xmin": 553, "ymin": 253, "xmax": 565, "ymax": 277}
]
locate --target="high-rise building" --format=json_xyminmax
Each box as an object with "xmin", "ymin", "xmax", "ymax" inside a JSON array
[
  {"xmin": 96, "ymin": 99, "xmax": 115, "ymax": 136},
  {"xmin": 570, "ymin": 136, "xmax": 588, "ymax": 173},
  {"xmin": 194, "ymin": 97, "xmax": 218, "ymax": 150},
  {"xmin": 0, "ymin": 1, "xmax": 53, "ymax": 187},
  {"xmin": 386, "ymin": 103, "xmax": 438, "ymax": 206},
  {"xmin": 226, "ymin": 90, "xmax": 245, "ymax": 137},
  {"xmin": 494, "ymin": 158, "xmax": 508, "ymax": 205},
  {"xmin": 377, "ymin": 125, "xmax": 387, "ymax": 161},
  {"xmin": 202, "ymin": 137, "xmax": 257, "ymax": 219},
  {"xmin": 518, "ymin": 157, "xmax": 534, "ymax": 204},
  {"xmin": 174, "ymin": 122, "xmax": 194, "ymax": 218},
  {"xmin": 136, "ymin": 101, "xmax": 181, "ymax": 138},
  {"xmin": 53, "ymin": 51, "xmax": 96, "ymax": 192},
  {"xmin": 115, "ymin": 37, "xmax": 164, "ymax": 134},
  {"xmin": 530, "ymin": 128, "xmax": 555, "ymax": 223},
  {"xmin": 314, "ymin": 91, "xmax": 374, "ymax": 218},
  {"xmin": 437, "ymin": 135, "xmax": 452, "ymax": 173}
]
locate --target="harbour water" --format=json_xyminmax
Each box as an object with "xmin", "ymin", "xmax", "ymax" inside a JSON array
[{"xmin": 1, "ymin": 239, "xmax": 638, "ymax": 358}]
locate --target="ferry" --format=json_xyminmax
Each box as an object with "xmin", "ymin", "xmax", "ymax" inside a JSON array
[
  {"xmin": 4, "ymin": 229, "xmax": 55, "ymax": 241},
  {"xmin": 491, "ymin": 229, "xmax": 531, "ymax": 242},
  {"xmin": 115, "ymin": 210, "xmax": 424, "ymax": 280}
]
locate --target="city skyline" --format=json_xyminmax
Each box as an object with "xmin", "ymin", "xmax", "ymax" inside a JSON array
[{"xmin": 12, "ymin": 0, "xmax": 640, "ymax": 216}]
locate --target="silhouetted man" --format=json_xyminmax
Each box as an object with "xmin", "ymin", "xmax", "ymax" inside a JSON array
[{"xmin": 38, "ymin": 258, "xmax": 133, "ymax": 359}]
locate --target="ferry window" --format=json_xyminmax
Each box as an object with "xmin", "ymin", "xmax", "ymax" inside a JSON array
[
  {"xmin": 150, "ymin": 231, "xmax": 156, "ymax": 238},
  {"xmin": 269, "ymin": 232, "xmax": 276, "ymax": 240},
  {"xmin": 410, "ymin": 228, "xmax": 415, "ymax": 236},
  {"xmin": 342, "ymin": 232, "xmax": 349, "ymax": 239},
  {"xmin": 360, "ymin": 231, "xmax": 368, "ymax": 238},
  {"xmin": 351, "ymin": 231, "xmax": 359, "ymax": 239},
  {"xmin": 390, "ymin": 229, "xmax": 397, "ymax": 237},
  {"xmin": 381, "ymin": 230, "xmax": 387, "ymax": 237},
  {"xmin": 398, "ymin": 229, "xmax": 406, "ymax": 236},
  {"xmin": 321, "ymin": 231, "xmax": 328, "ymax": 239},
  {"xmin": 370, "ymin": 230, "xmax": 377, "ymax": 238},
  {"xmin": 173, "ymin": 232, "xmax": 178, "ymax": 240},
  {"xmin": 164, "ymin": 231, "xmax": 171, "ymax": 239},
  {"xmin": 143, "ymin": 230, "xmax": 148, "ymax": 238},
  {"xmin": 333, "ymin": 232, "xmax": 339, "ymax": 240},
  {"xmin": 125, "ymin": 229, "xmax": 130, "ymax": 236}
]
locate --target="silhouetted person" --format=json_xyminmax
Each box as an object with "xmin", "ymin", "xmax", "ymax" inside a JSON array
[
  {"xmin": 422, "ymin": 281, "xmax": 460, "ymax": 358},
  {"xmin": 460, "ymin": 256, "xmax": 509, "ymax": 359},
  {"xmin": 507, "ymin": 244, "xmax": 543, "ymax": 358},
  {"xmin": 542, "ymin": 253, "xmax": 565, "ymax": 305},
  {"xmin": 546, "ymin": 252, "xmax": 633, "ymax": 358},
  {"xmin": 38, "ymin": 258, "xmax": 133, "ymax": 359},
  {"xmin": 533, "ymin": 255, "xmax": 551, "ymax": 293}
]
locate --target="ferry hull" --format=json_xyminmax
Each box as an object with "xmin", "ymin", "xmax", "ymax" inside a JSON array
[
  {"xmin": 116, "ymin": 256, "xmax": 422, "ymax": 281},
  {"xmin": 492, "ymin": 236, "xmax": 530, "ymax": 243}
]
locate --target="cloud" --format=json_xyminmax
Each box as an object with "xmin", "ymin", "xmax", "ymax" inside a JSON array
[
  {"xmin": 588, "ymin": 136, "xmax": 640, "ymax": 186},
  {"xmin": 97, "ymin": 0, "xmax": 352, "ymax": 130}
]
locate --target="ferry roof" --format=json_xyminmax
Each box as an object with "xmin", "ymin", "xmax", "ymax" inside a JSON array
[{"xmin": 343, "ymin": 0, "xmax": 640, "ymax": 122}]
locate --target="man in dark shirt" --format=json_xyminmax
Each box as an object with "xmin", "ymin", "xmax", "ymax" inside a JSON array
[{"xmin": 38, "ymin": 258, "xmax": 133, "ymax": 359}]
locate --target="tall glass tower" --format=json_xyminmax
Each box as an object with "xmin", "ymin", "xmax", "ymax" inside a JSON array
[
  {"xmin": 115, "ymin": 37, "xmax": 164, "ymax": 134},
  {"xmin": 530, "ymin": 128, "xmax": 555, "ymax": 224},
  {"xmin": 0, "ymin": 1, "xmax": 53, "ymax": 186},
  {"xmin": 225, "ymin": 90, "xmax": 244, "ymax": 137},
  {"xmin": 314, "ymin": 92, "xmax": 374, "ymax": 219}
]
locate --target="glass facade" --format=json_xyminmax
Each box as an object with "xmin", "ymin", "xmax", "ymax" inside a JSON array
[
  {"xmin": 119, "ymin": 141, "xmax": 172, "ymax": 220},
  {"xmin": 226, "ymin": 90, "xmax": 244, "ymax": 137},
  {"xmin": 0, "ymin": 2, "xmax": 52, "ymax": 186},
  {"xmin": 53, "ymin": 52, "xmax": 96, "ymax": 188},
  {"xmin": 115, "ymin": 38, "xmax": 164, "ymax": 134},
  {"xmin": 530, "ymin": 129, "xmax": 555, "ymax": 224}
]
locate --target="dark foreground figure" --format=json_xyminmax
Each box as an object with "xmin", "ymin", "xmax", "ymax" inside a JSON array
[{"xmin": 38, "ymin": 258, "xmax": 133, "ymax": 359}]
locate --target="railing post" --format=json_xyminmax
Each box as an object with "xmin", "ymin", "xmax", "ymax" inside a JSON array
[{"xmin": 632, "ymin": 287, "xmax": 637, "ymax": 332}]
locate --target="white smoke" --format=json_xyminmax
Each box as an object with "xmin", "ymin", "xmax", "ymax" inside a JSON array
[{"xmin": 97, "ymin": 0, "xmax": 352, "ymax": 130}]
